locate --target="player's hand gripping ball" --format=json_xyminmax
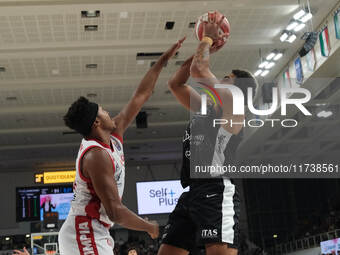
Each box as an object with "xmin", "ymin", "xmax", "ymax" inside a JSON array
[{"xmin": 195, "ymin": 11, "xmax": 230, "ymax": 52}]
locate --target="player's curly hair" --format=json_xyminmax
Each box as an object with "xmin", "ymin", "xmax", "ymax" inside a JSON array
[
  {"xmin": 63, "ymin": 96, "xmax": 98, "ymax": 136},
  {"xmin": 232, "ymin": 69, "xmax": 258, "ymax": 101}
]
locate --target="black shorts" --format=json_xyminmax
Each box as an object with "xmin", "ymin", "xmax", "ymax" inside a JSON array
[{"xmin": 161, "ymin": 178, "xmax": 240, "ymax": 252}]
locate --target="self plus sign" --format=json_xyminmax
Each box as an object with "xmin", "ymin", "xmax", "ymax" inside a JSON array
[{"xmin": 169, "ymin": 190, "xmax": 175, "ymax": 197}]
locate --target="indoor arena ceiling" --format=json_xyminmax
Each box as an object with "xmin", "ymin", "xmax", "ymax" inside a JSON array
[{"xmin": 0, "ymin": 0, "xmax": 339, "ymax": 171}]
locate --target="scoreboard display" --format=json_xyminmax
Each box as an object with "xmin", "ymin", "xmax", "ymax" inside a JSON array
[{"xmin": 16, "ymin": 185, "xmax": 73, "ymax": 222}]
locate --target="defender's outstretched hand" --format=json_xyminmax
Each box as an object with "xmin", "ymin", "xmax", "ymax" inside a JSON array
[
  {"xmin": 112, "ymin": 36, "xmax": 186, "ymax": 136},
  {"xmin": 161, "ymin": 37, "xmax": 186, "ymax": 62},
  {"xmin": 12, "ymin": 247, "xmax": 30, "ymax": 255},
  {"xmin": 147, "ymin": 220, "xmax": 159, "ymax": 239}
]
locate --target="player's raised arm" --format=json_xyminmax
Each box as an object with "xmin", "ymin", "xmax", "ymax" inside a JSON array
[
  {"xmin": 190, "ymin": 12, "xmax": 234, "ymax": 115},
  {"xmin": 167, "ymin": 25, "xmax": 225, "ymax": 113},
  {"xmin": 83, "ymin": 148, "xmax": 159, "ymax": 239},
  {"xmin": 113, "ymin": 37, "xmax": 185, "ymax": 137},
  {"xmin": 190, "ymin": 13, "xmax": 226, "ymax": 81},
  {"xmin": 167, "ymin": 55, "xmax": 202, "ymax": 112}
]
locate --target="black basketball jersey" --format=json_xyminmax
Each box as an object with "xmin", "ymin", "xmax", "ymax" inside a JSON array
[{"xmin": 180, "ymin": 104, "xmax": 242, "ymax": 188}]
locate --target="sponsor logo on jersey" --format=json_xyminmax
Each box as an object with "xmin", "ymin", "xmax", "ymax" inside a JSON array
[
  {"xmin": 115, "ymin": 169, "xmax": 122, "ymax": 182},
  {"xmin": 193, "ymin": 134, "xmax": 204, "ymax": 146},
  {"xmin": 206, "ymin": 193, "xmax": 217, "ymax": 198},
  {"xmin": 112, "ymin": 139, "xmax": 121, "ymax": 151},
  {"xmin": 217, "ymin": 134, "xmax": 227, "ymax": 153},
  {"xmin": 201, "ymin": 229, "xmax": 218, "ymax": 238}
]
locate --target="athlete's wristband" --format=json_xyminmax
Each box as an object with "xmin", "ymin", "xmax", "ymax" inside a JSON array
[{"xmin": 201, "ymin": 36, "xmax": 213, "ymax": 47}]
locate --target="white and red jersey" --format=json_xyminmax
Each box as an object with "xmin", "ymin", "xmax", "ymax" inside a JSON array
[{"xmin": 69, "ymin": 133, "xmax": 125, "ymax": 228}]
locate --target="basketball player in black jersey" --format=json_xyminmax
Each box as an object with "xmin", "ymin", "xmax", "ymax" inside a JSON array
[{"xmin": 158, "ymin": 15, "xmax": 258, "ymax": 255}]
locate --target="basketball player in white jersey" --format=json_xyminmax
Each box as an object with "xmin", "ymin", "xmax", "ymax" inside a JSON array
[{"xmin": 58, "ymin": 37, "xmax": 185, "ymax": 255}]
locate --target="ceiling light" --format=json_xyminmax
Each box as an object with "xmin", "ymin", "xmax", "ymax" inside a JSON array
[
  {"xmin": 287, "ymin": 34, "xmax": 297, "ymax": 43},
  {"xmin": 26, "ymin": 234, "xmax": 30, "ymax": 238},
  {"xmin": 273, "ymin": 53, "xmax": 283, "ymax": 61},
  {"xmin": 294, "ymin": 9, "xmax": 306, "ymax": 20},
  {"xmin": 86, "ymin": 10, "xmax": 99, "ymax": 17},
  {"xmin": 280, "ymin": 30, "xmax": 297, "ymax": 43},
  {"xmin": 300, "ymin": 12, "xmax": 312, "ymax": 23},
  {"xmin": 259, "ymin": 61, "xmax": 269, "ymax": 68},
  {"xmin": 286, "ymin": 20, "xmax": 299, "ymax": 31},
  {"xmin": 5, "ymin": 237, "xmax": 10, "ymax": 241},
  {"xmin": 254, "ymin": 70, "xmax": 263, "ymax": 77},
  {"xmin": 261, "ymin": 70, "xmax": 269, "ymax": 77},
  {"xmin": 294, "ymin": 23, "xmax": 306, "ymax": 32},
  {"xmin": 265, "ymin": 62, "xmax": 275, "ymax": 69},
  {"xmin": 317, "ymin": 110, "xmax": 333, "ymax": 118},
  {"xmin": 120, "ymin": 12, "xmax": 128, "ymax": 19},
  {"xmin": 266, "ymin": 52, "xmax": 276, "ymax": 60},
  {"xmin": 51, "ymin": 69, "xmax": 59, "ymax": 75},
  {"xmin": 280, "ymin": 32, "xmax": 289, "ymax": 42},
  {"xmin": 273, "ymin": 234, "xmax": 278, "ymax": 238}
]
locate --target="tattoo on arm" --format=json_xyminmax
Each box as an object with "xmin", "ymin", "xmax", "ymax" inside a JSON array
[
  {"xmin": 192, "ymin": 41, "xmax": 210, "ymax": 71},
  {"xmin": 203, "ymin": 46, "xmax": 210, "ymax": 60}
]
